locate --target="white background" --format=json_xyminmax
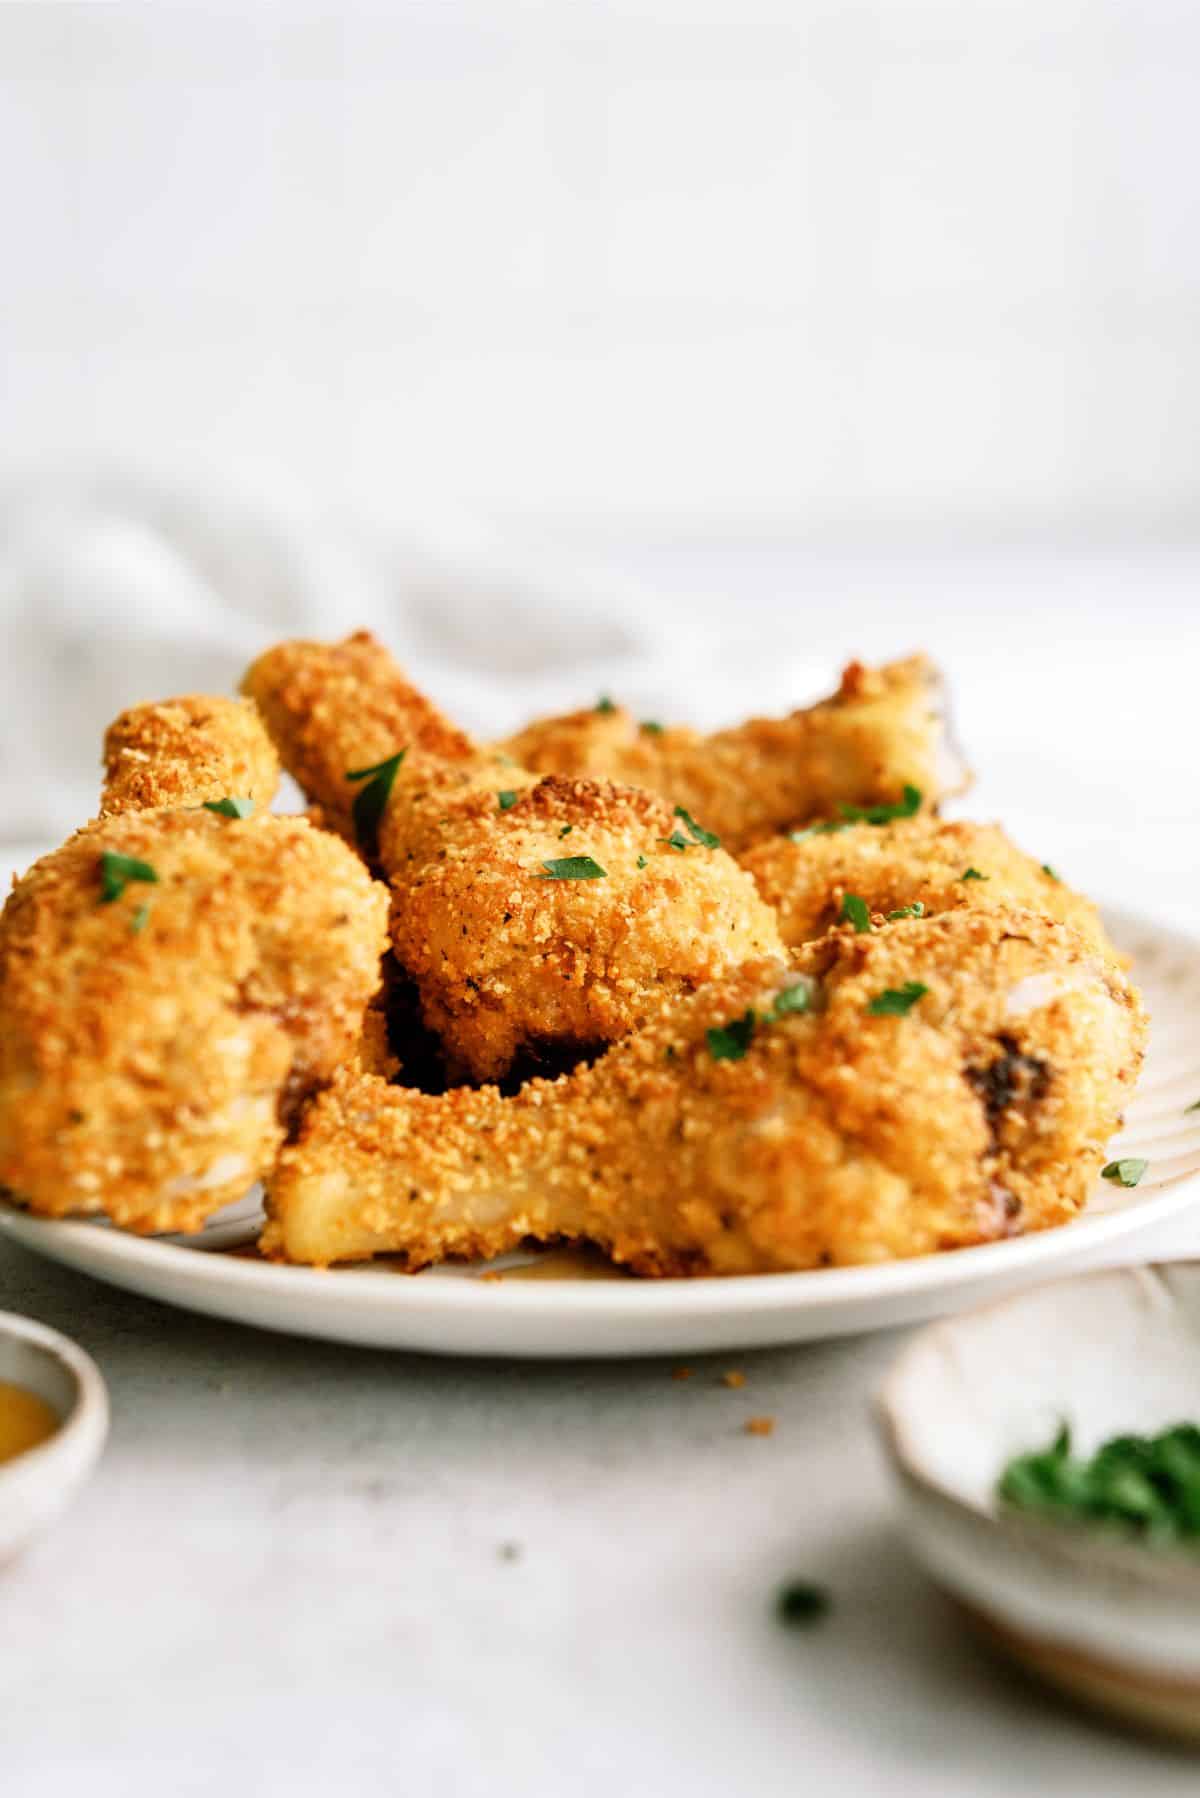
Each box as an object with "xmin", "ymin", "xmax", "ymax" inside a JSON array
[{"xmin": 3, "ymin": 0, "xmax": 1200, "ymax": 535}]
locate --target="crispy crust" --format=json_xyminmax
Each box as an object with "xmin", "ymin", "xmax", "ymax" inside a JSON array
[
  {"xmin": 498, "ymin": 656, "xmax": 967, "ymax": 853},
  {"xmin": 241, "ymin": 631, "xmax": 477, "ymax": 841},
  {"xmin": 0, "ymin": 810, "xmax": 389, "ymax": 1232},
  {"xmin": 389, "ymin": 770, "xmax": 783, "ymax": 1082},
  {"xmin": 243, "ymin": 632, "xmax": 784, "ymax": 1081},
  {"xmin": 742, "ymin": 816, "xmax": 1120, "ymax": 961},
  {"xmin": 263, "ymin": 907, "xmax": 1146, "ymax": 1273},
  {"xmin": 101, "ymin": 695, "xmax": 279, "ymax": 815}
]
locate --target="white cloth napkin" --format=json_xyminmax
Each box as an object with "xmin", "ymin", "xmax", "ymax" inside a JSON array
[{"xmin": 0, "ymin": 471, "xmax": 708, "ymax": 843}]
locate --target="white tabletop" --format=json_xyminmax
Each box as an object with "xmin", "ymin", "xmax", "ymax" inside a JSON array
[{"xmin": 3, "ymin": 541, "xmax": 1199, "ymax": 1795}]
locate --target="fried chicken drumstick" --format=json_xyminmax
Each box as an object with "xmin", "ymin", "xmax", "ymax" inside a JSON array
[
  {"xmin": 263, "ymin": 907, "xmax": 1146, "ymax": 1272},
  {"xmin": 244, "ymin": 632, "xmax": 782, "ymax": 1083},
  {"xmin": 0, "ymin": 808, "xmax": 388, "ymax": 1233},
  {"xmin": 743, "ymin": 815, "xmax": 1119, "ymax": 962},
  {"xmin": 101, "ymin": 695, "xmax": 280, "ymax": 816},
  {"xmin": 497, "ymin": 656, "xmax": 967, "ymax": 853}
]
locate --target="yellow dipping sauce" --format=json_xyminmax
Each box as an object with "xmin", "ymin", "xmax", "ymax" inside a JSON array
[{"xmin": 0, "ymin": 1382, "xmax": 59, "ymax": 1464}]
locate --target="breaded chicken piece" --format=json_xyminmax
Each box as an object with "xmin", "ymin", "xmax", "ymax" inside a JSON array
[
  {"xmin": 243, "ymin": 632, "xmax": 782, "ymax": 1082},
  {"xmin": 497, "ymin": 656, "xmax": 968, "ymax": 853},
  {"xmin": 0, "ymin": 810, "xmax": 389, "ymax": 1233},
  {"xmin": 388, "ymin": 770, "xmax": 783, "ymax": 1083},
  {"xmin": 242, "ymin": 631, "xmax": 481, "ymax": 843},
  {"xmin": 262, "ymin": 907, "xmax": 1146, "ymax": 1272},
  {"xmin": 101, "ymin": 695, "xmax": 279, "ymax": 815},
  {"xmin": 743, "ymin": 815, "xmax": 1118, "ymax": 961}
]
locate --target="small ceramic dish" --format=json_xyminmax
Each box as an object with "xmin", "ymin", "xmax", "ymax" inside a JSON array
[
  {"xmin": 877, "ymin": 1263, "xmax": 1200, "ymax": 1741},
  {"xmin": 0, "ymin": 1310, "xmax": 109, "ymax": 1564}
]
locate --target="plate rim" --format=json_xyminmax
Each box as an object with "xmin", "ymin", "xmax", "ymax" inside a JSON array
[
  {"xmin": 4, "ymin": 1163, "xmax": 1200, "ymax": 1324},
  {"xmin": 2, "ymin": 898, "xmax": 1198, "ymax": 1340}
]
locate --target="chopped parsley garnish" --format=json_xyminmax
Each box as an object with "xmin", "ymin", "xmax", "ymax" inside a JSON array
[
  {"xmin": 961, "ymin": 867, "xmax": 988, "ymax": 881},
  {"xmin": 790, "ymin": 785, "xmax": 924, "ymax": 841},
  {"xmin": 769, "ymin": 978, "xmax": 813, "ymax": 1019},
  {"xmin": 706, "ymin": 1009, "xmax": 756, "ymax": 1061},
  {"xmin": 867, "ymin": 981, "xmax": 928, "ymax": 1017},
  {"xmin": 1042, "ymin": 864, "xmax": 1060, "ymax": 882},
  {"xmin": 538, "ymin": 855, "xmax": 607, "ymax": 881},
  {"xmin": 1188, "ymin": 1099, "xmax": 1200, "ymax": 1113},
  {"xmin": 636, "ymin": 855, "xmax": 648, "ymax": 870},
  {"xmin": 840, "ymin": 893, "xmax": 871, "ymax": 933},
  {"xmin": 998, "ymin": 1422, "xmax": 1200, "ymax": 1544},
  {"xmin": 777, "ymin": 1581, "xmax": 831, "ymax": 1627},
  {"xmin": 99, "ymin": 851, "xmax": 159, "ymax": 904},
  {"xmin": 640, "ymin": 720, "xmax": 664, "ymax": 735},
  {"xmin": 130, "ymin": 902, "xmax": 151, "ymax": 934},
  {"xmin": 497, "ymin": 790, "xmax": 519, "ymax": 812},
  {"xmin": 1102, "ymin": 1157, "xmax": 1148, "ymax": 1189},
  {"xmin": 202, "ymin": 796, "xmax": 254, "ymax": 819},
  {"xmin": 707, "ymin": 984, "xmax": 813, "ymax": 1059},
  {"xmin": 558, "ymin": 824, "xmax": 573, "ymax": 839},
  {"xmin": 674, "ymin": 806, "xmax": 720, "ymax": 849},
  {"xmin": 886, "ymin": 902, "xmax": 925, "ymax": 921},
  {"xmin": 838, "ymin": 784, "xmax": 922, "ymax": 826},
  {"xmin": 346, "ymin": 750, "xmax": 406, "ymax": 856},
  {"xmin": 661, "ymin": 806, "xmax": 721, "ymax": 854},
  {"xmin": 595, "ymin": 695, "xmax": 617, "ymax": 715}
]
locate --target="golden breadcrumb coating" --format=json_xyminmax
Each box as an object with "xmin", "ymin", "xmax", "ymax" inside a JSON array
[
  {"xmin": 0, "ymin": 810, "xmax": 389, "ymax": 1233},
  {"xmin": 242, "ymin": 631, "xmax": 782, "ymax": 1081},
  {"xmin": 101, "ymin": 695, "xmax": 279, "ymax": 815},
  {"xmin": 742, "ymin": 816, "xmax": 1119, "ymax": 961},
  {"xmin": 242, "ymin": 631, "xmax": 480, "ymax": 842},
  {"xmin": 498, "ymin": 656, "xmax": 968, "ymax": 853},
  {"xmin": 262, "ymin": 907, "xmax": 1146, "ymax": 1273},
  {"xmin": 389, "ymin": 770, "xmax": 783, "ymax": 1083}
]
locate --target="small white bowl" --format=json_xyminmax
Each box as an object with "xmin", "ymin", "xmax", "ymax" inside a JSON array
[
  {"xmin": 0, "ymin": 1310, "xmax": 109, "ymax": 1564},
  {"xmin": 877, "ymin": 1263, "xmax": 1200, "ymax": 1741}
]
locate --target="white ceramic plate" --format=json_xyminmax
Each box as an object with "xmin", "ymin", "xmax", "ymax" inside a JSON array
[{"xmin": 3, "ymin": 905, "xmax": 1200, "ymax": 1358}]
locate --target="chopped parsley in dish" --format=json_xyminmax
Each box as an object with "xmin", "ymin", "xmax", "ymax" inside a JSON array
[{"xmin": 998, "ymin": 1422, "xmax": 1200, "ymax": 1544}]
